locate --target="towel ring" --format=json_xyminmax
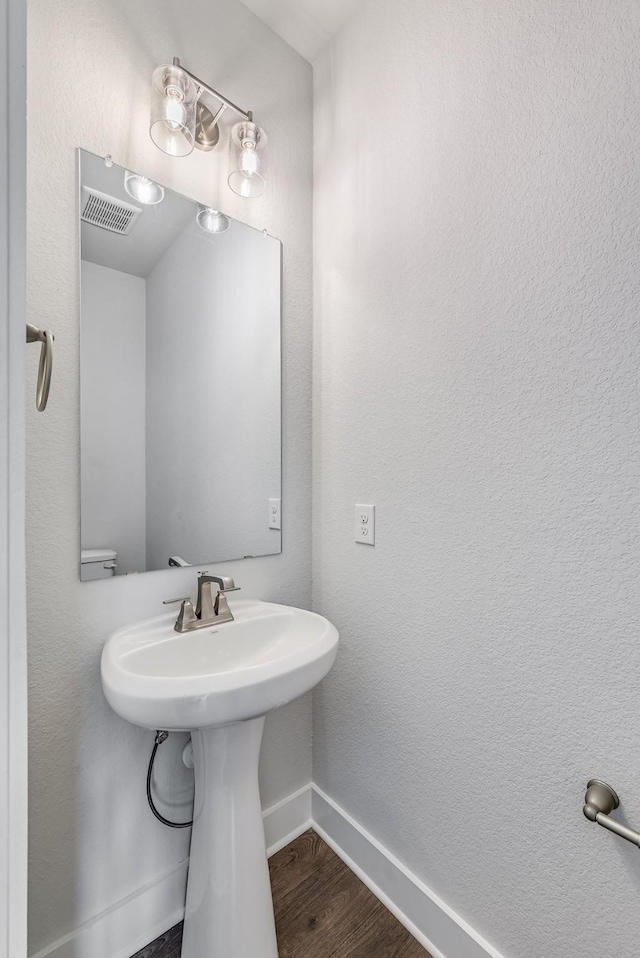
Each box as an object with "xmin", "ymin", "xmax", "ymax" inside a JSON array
[{"xmin": 26, "ymin": 323, "xmax": 54, "ymax": 411}]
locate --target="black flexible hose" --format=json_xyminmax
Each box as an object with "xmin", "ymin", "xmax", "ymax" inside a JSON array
[{"xmin": 147, "ymin": 731, "xmax": 193, "ymax": 829}]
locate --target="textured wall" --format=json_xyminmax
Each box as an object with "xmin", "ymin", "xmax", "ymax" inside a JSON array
[
  {"xmin": 312, "ymin": 2, "xmax": 640, "ymax": 957},
  {"xmin": 26, "ymin": 0, "xmax": 312, "ymax": 952}
]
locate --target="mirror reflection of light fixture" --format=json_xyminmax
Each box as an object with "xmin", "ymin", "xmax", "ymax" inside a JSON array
[
  {"xmin": 196, "ymin": 206, "xmax": 230, "ymax": 234},
  {"xmin": 228, "ymin": 121, "xmax": 267, "ymax": 198},
  {"xmin": 149, "ymin": 58, "xmax": 267, "ymax": 197},
  {"xmin": 123, "ymin": 171, "xmax": 165, "ymax": 205}
]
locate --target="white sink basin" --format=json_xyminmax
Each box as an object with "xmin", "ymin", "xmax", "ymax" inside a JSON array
[
  {"xmin": 102, "ymin": 599, "xmax": 338, "ymax": 730},
  {"xmin": 100, "ymin": 597, "xmax": 338, "ymax": 958}
]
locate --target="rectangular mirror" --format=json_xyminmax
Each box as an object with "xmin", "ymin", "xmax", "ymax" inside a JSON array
[{"xmin": 78, "ymin": 149, "xmax": 282, "ymax": 580}]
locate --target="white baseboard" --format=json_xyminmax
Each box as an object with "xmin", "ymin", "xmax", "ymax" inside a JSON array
[
  {"xmin": 30, "ymin": 784, "xmax": 312, "ymax": 958},
  {"xmin": 311, "ymin": 785, "xmax": 505, "ymax": 958},
  {"xmin": 29, "ymin": 860, "xmax": 189, "ymax": 958},
  {"xmin": 264, "ymin": 782, "xmax": 312, "ymax": 855},
  {"xmin": 32, "ymin": 782, "xmax": 502, "ymax": 958}
]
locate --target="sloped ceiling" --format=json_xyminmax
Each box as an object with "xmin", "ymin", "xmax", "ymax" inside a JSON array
[{"xmin": 239, "ymin": 0, "xmax": 360, "ymax": 62}]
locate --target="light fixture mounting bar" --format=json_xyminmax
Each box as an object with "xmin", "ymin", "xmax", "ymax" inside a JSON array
[{"xmin": 173, "ymin": 57, "xmax": 252, "ymax": 122}]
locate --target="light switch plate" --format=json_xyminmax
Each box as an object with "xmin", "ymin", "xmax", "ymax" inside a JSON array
[
  {"xmin": 355, "ymin": 504, "xmax": 375, "ymax": 545},
  {"xmin": 269, "ymin": 498, "xmax": 281, "ymax": 530}
]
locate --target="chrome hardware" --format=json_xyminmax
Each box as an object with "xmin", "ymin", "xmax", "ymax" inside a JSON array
[
  {"xmin": 175, "ymin": 598, "xmax": 198, "ymax": 632},
  {"xmin": 166, "ymin": 574, "xmax": 240, "ymax": 633},
  {"xmin": 195, "ymin": 573, "xmax": 240, "ymax": 626},
  {"xmin": 180, "ymin": 62, "xmax": 250, "ymax": 122},
  {"xmin": 26, "ymin": 323, "xmax": 54, "ymax": 411},
  {"xmin": 163, "ymin": 595, "xmax": 198, "ymax": 630},
  {"xmin": 583, "ymin": 779, "xmax": 640, "ymax": 848}
]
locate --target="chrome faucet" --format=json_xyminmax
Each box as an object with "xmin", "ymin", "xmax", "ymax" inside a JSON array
[{"xmin": 163, "ymin": 572, "xmax": 240, "ymax": 633}]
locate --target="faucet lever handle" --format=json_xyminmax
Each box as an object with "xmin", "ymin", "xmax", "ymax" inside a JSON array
[
  {"xmin": 174, "ymin": 597, "xmax": 198, "ymax": 633},
  {"xmin": 163, "ymin": 596, "xmax": 192, "ymax": 605}
]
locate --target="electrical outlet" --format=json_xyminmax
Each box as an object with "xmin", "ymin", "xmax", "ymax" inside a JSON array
[
  {"xmin": 269, "ymin": 498, "xmax": 281, "ymax": 530},
  {"xmin": 355, "ymin": 504, "xmax": 375, "ymax": 545}
]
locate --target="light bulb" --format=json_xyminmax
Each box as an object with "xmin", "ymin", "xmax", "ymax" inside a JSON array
[
  {"xmin": 124, "ymin": 172, "xmax": 165, "ymax": 205},
  {"xmin": 239, "ymin": 178, "xmax": 253, "ymax": 198},
  {"xmin": 162, "ymin": 96, "xmax": 187, "ymax": 133},
  {"xmin": 239, "ymin": 148, "xmax": 260, "ymax": 175}
]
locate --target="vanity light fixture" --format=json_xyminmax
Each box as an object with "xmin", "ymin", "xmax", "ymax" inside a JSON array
[
  {"xmin": 149, "ymin": 57, "xmax": 267, "ymax": 198},
  {"xmin": 124, "ymin": 171, "xmax": 165, "ymax": 205},
  {"xmin": 196, "ymin": 206, "xmax": 231, "ymax": 234}
]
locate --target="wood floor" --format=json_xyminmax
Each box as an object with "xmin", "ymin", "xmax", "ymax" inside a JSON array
[{"xmin": 130, "ymin": 830, "xmax": 430, "ymax": 958}]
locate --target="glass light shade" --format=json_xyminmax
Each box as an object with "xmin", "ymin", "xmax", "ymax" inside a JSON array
[
  {"xmin": 196, "ymin": 206, "xmax": 230, "ymax": 234},
  {"xmin": 150, "ymin": 64, "xmax": 198, "ymax": 157},
  {"xmin": 228, "ymin": 121, "xmax": 267, "ymax": 198},
  {"xmin": 124, "ymin": 171, "xmax": 165, "ymax": 205}
]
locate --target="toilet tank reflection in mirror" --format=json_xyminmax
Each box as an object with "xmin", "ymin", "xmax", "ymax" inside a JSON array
[{"xmin": 78, "ymin": 149, "xmax": 281, "ymax": 580}]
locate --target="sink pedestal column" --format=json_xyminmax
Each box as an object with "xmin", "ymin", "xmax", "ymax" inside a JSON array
[{"xmin": 181, "ymin": 717, "xmax": 278, "ymax": 958}]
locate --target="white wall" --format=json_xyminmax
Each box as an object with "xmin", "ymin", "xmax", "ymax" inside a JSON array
[
  {"xmin": 0, "ymin": 0, "xmax": 27, "ymax": 954},
  {"xmin": 145, "ymin": 223, "xmax": 281, "ymax": 569},
  {"xmin": 81, "ymin": 261, "xmax": 147, "ymax": 574},
  {"xmin": 26, "ymin": 0, "xmax": 313, "ymax": 953},
  {"xmin": 313, "ymin": 2, "xmax": 640, "ymax": 958}
]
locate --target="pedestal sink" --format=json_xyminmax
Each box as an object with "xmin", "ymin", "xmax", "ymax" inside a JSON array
[{"xmin": 101, "ymin": 598, "xmax": 338, "ymax": 958}]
